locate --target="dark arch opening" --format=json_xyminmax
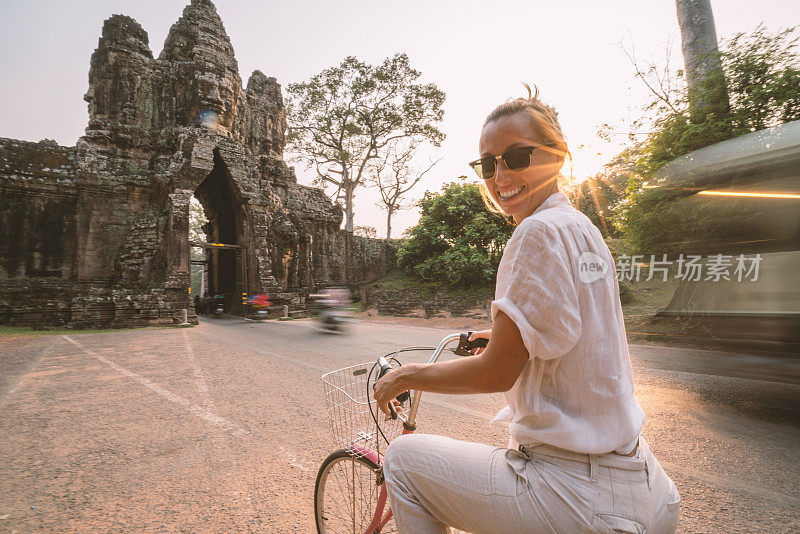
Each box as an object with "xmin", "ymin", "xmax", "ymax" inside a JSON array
[{"xmin": 192, "ymin": 149, "xmax": 247, "ymax": 312}]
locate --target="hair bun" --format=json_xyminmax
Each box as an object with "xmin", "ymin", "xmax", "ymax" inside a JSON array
[{"xmin": 522, "ymin": 82, "xmax": 539, "ymax": 101}]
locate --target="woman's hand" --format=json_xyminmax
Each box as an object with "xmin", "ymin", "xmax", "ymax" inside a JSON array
[
  {"xmin": 468, "ymin": 329, "xmax": 491, "ymax": 355},
  {"xmin": 373, "ymin": 365, "xmax": 412, "ymax": 418}
]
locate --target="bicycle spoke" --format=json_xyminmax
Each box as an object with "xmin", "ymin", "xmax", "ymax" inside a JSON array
[{"xmin": 317, "ymin": 453, "xmax": 396, "ymax": 534}]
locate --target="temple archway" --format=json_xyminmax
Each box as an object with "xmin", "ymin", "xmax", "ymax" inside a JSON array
[
  {"xmin": 0, "ymin": 0, "xmax": 393, "ymax": 329},
  {"xmin": 191, "ymin": 149, "xmax": 248, "ymax": 313}
]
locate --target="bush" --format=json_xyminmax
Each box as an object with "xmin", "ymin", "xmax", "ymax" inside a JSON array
[{"xmin": 397, "ymin": 180, "xmax": 514, "ymax": 288}]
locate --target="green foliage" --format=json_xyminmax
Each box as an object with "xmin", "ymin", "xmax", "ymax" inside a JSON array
[
  {"xmin": 189, "ymin": 196, "xmax": 208, "ymax": 297},
  {"xmin": 639, "ymin": 26, "xmax": 800, "ymax": 176},
  {"xmin": 397, "ymin": 181, "xmax": 514, "ymax": 288},
  {"xmin": 725, "ymin": 26, "xmax": 800, "ymax": 131},
  {"xmin": 618, "ymin": 280, "xmax": 636, "ymax": 306},
  {"xmin": 286, "ymin": 53, "xmax": 445, "ymax": 231},
  {"xmin": 567, "ymin": 148, "xmax": 634, "ymax": 238},
  {"xmin": 614, "ymin": 26, "xmax": 800, "ymax": 254},
  {"xmin": 189, "ymin": 196, "xmax": 208, "ymax": 244}
]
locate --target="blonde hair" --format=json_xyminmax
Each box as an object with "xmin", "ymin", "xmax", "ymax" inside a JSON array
[{"xmin": 478, "ymin": 84, "xmax": 571, "ymax": 218}]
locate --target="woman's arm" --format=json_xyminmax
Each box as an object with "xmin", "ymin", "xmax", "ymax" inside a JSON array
[{"xmin": 373, "ymin": 310, "xmax": 529, "ymax": 417}]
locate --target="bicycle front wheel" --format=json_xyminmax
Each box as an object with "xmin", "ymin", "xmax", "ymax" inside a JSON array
[{"xmin": 314, "ymin": 449, "xmax": 396, "ymax": 534}]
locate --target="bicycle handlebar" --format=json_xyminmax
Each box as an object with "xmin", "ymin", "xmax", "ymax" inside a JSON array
[
  {"xmin": 376, "ymin": 331, "xmax": 489, "ymax": 427},
  {"xmin": 454, "ymin": 332, "xmax": 489, "ymax": 356},
  {"xmin": 376, "ymin": 356, "xmax": 398, "ymax": 420}
]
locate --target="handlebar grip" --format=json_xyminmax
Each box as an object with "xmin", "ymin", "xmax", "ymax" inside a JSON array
[
  {"xmin": 377, "ymin": 356, "xmax": 393, "ymax": 376},
  {"xmin": 376, "ymin": 357, "xmax": 398, "ymax": 420},
  {"xmin": 454, "ymin": 332, "xmax": 489, "ymax": 356}
]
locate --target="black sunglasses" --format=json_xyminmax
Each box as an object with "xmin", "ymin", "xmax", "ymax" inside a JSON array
[{"xmin": 469, "ymin": 144, "xmax": 555, "ymax": 180}]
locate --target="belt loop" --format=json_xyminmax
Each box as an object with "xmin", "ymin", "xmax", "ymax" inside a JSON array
[
  {"xmin": 589, "ymin": 454, "xmax": 599, "ymax": 483},
  {"xmin": 639, "ymin": 436, "xmax": 654, "ymax": 489}
]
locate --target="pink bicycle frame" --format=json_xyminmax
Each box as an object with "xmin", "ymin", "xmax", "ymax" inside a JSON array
[{"xmin": 359, "ymin": 333, "xmax": 462, "ymax": 534}]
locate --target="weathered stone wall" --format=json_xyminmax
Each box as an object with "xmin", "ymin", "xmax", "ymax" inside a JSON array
[
  {"xmin": 0, "ymin": 0, "xmax": 391, "ymax": 328},
  {"xmin": 0, "ymin": 139, "xmax": 78, "ymax": 280},
  {"xmin": 363, "ymin": 285, "xmax": 491, "ymax": 319},
  {"xmin": 0, "ymin": 139, "xmax": 79, "ymax": 325}
]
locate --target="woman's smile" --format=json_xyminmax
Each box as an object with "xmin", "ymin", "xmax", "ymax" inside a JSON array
[{"xmin": 498, "ymin": 185, "xmax": 526, "ymax": 200}]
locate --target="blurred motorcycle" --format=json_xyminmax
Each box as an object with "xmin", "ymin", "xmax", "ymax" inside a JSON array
[
  {"xmin": 311, "ymin": 287, "xmax": 353, "ymax": 333},
  {"xmin": 247, "ymin": 293, "xmax": 271, "ymax": 321},
  {"xmin": 212, "ymin": 294, "xmax": 225, "ymax": 318}
]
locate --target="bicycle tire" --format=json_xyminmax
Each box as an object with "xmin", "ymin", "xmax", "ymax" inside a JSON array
[{"xmin": 314, "ymin": 449, "xmax": 396, "ymax": 534}]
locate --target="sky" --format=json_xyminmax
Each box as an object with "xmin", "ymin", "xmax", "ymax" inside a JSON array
[{"xmin": 0, "ymin": 0, "xmax": 797, "ymax": 237}]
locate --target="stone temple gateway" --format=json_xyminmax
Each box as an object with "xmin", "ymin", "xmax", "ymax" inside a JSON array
[{"xmin": 0, "ymin": 0, "xmax": 391, "ymax": 328}]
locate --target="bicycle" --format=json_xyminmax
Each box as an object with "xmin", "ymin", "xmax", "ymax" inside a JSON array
[{"xmin": 315, "ymin": 332, "xmax": 488, "ymax": 534}]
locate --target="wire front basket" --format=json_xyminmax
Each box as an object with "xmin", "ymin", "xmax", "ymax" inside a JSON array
[{"xmin": 322, "ymin": 361, "xmax": 405, "ymax": 458}]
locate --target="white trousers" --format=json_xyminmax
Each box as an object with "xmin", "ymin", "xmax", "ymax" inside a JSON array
[{"xmin": 383, "ymin": 434, "xmax": 679, "ymax": 534}]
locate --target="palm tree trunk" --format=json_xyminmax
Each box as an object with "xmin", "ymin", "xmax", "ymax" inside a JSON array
[{"xmin": 676, "ymin": 0, "xmax": 729, "ymax": 121}]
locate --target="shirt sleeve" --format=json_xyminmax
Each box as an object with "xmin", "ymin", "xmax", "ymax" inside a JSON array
[{"xmin": 491, "ymin": 221, "xmax": 582, "ymax": 360}]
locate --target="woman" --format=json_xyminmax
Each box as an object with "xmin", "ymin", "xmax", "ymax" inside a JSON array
[{"xmin": 374, "ymin": 87, "xmax": 680, "ymax": 534}]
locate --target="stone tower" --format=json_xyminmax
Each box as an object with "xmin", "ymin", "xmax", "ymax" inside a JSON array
[{"xmin": 0, "ymin": 0, "xmax": 390, "ymax": 327}]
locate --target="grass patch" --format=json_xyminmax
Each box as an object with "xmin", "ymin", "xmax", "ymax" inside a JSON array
[
  {"xmin": 367, "ymin": 270, "xmax": 493, "ymax": 297},
  {"xmin": 366, "ymin": 271, "xmax": 494, "ymax": 317},
  {"xmin": 621, "ymin": 277, "xmax": 680, "ymax": 337},
  {"xmin": 366, "ymin": 270, "xmax": 437, "ymax": 294}
]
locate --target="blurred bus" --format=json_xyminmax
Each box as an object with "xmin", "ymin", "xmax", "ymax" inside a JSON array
[{"xmin": 646, "ymin": 120, "xmax": 800, "ymax": 351}]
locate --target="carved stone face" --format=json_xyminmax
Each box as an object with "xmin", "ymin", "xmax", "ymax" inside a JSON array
[{"xmin": 197, "ymin": 70, "xmax": 237, "ymax": 132}]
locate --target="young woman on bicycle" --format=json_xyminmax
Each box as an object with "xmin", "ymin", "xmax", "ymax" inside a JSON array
[{"xmin": 374, "ymin": 87, "xmax": 680, "ymax": 533}]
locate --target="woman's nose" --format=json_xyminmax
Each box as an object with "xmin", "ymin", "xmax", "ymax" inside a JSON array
[{"xmin": 493, "ymin": 161, "xmax": 512, "ymax": 185}]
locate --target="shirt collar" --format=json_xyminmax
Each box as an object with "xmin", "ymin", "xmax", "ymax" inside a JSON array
[{"xmin": 532, "ymin": 191, "xmax": 571, "ymax": 216}]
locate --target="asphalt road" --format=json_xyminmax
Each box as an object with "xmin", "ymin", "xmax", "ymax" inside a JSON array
[{"xmin": 1, "ymin": 318, "xmax": 798, "ymax": 533}]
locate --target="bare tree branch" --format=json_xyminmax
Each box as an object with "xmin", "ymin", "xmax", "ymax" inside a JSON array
[
  {"xmin": 368, "ymin": 139, "xmax": 440, "ymax": 238},
  {"xmin": 621, "ymin": 39, "xmax": 682, "ymax": 115}
]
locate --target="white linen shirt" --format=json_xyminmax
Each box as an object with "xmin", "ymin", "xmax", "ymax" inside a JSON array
[{"xmin": 490, "ymin": 192, "xmax": 645, "ymax": 454}]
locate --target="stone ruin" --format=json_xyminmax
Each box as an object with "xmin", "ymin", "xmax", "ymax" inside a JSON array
[{"xmin": 0, "ymin": 0, "xmax": 392, "ymax": 328}]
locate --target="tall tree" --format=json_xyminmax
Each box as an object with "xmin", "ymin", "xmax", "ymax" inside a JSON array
[
  {"xmin": 676, "ymin": 0, "xmax": 729, "ymax": 121},
  {"xmin": 622, "ymin": 26, "xmax": 800, "ymax": 175},
  {"xmin": 286, "ymin": 54, "xmax": 445, "ymax": 232},
  {"xmin": 370, "ymin": 139, "xmax": 439, "ymax": 239}
]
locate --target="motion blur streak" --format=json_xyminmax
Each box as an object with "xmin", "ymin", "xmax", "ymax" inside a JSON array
[
  {"xmin": 643, "ymin": 120, "xmax": 800, "ymax": 353},
  {"xmin": 697, "ymin": 191, "xmax": 800, "ymax": 199}
]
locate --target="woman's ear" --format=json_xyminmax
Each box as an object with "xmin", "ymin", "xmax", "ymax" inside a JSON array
[{"xmin": 549, "ymin": 150, "xmax": 566, "ymax": 173}]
